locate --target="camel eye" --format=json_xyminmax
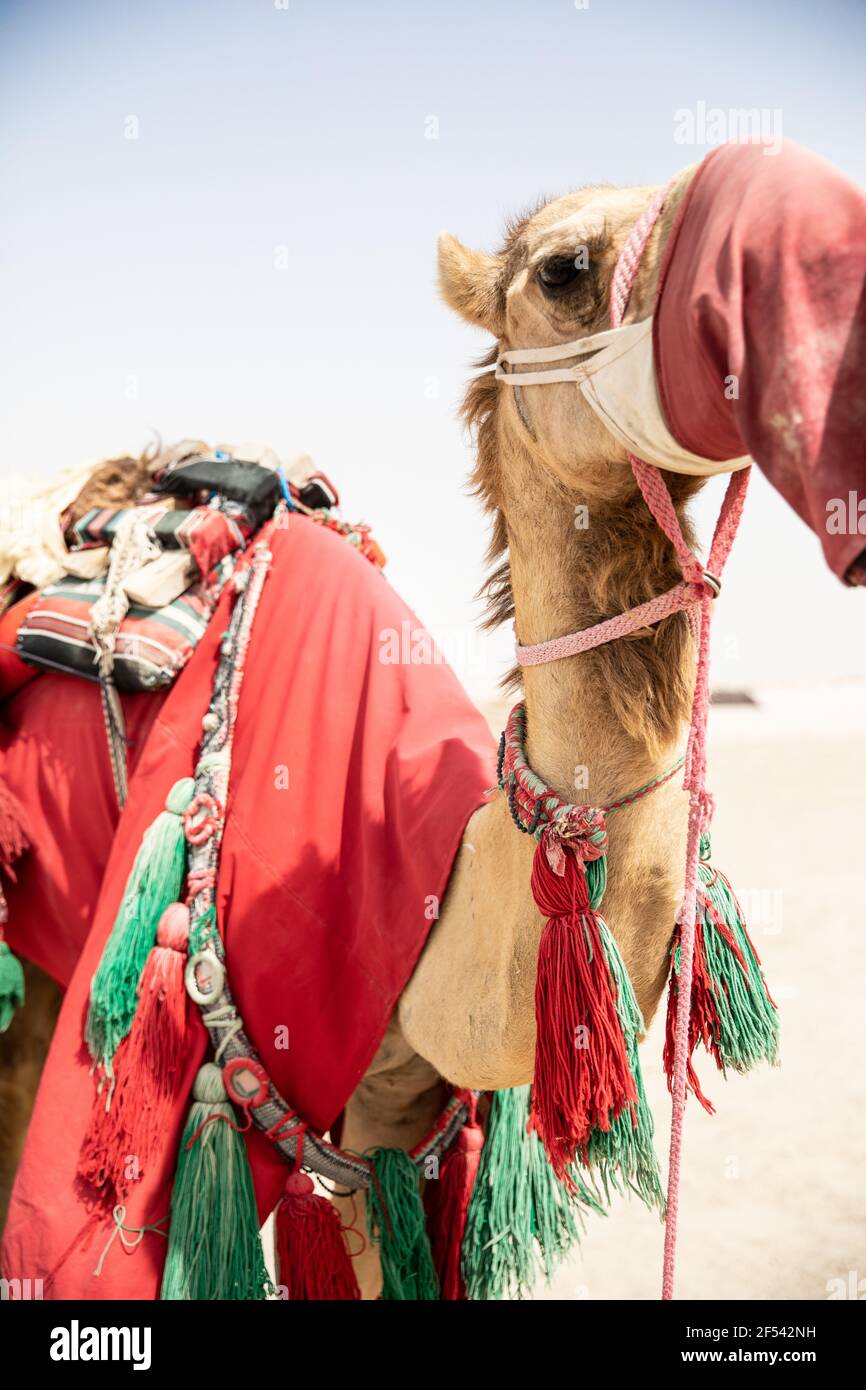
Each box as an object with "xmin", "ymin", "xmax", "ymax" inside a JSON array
[{"xmin": 537, "ymin": 255, "xmax": 582, "ymax": 291}]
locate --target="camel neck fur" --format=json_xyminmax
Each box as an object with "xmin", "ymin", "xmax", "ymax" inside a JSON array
[{"xmin": 500, "ymin": 436, "xmax": 696, "ymax": 810}]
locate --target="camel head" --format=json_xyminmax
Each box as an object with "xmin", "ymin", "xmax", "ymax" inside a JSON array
[
  {"xmin": 438, "ymin": 177, "xmax": 708, "ymax": 737},
  {"xmin": 438, "ymin": 174, "xmax": 702, "ymax": 512}
]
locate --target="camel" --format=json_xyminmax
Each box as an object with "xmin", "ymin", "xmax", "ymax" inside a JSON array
[
  {"xmin": 341, "ymin": 166, "xmax": 707, "ymax": 1293},
  {"xmin": 1, "ymin": 161, "xmax": 740, "ymax": 1298}
]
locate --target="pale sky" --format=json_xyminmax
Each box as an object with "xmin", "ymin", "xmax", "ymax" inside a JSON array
[{"xmin": 2, "ymin": 0, "xmax": 865, "ymax": 698}]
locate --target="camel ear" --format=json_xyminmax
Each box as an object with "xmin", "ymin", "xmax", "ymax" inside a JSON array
[{"xmin": 437, "ymin": 232, "xmax": 505, "ymax": 334}]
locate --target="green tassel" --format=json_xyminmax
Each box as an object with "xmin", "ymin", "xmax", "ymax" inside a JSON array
[
  {"xmin": 462, "ymin": 1087, "xmax": 534, "ymax": 1301},
  {"xmin": 462, "ymin": 1086, "xmax": 600, "ymax": 1301},
  {"xmin": 0, "ymin": 941, "xmax": 25, "ymax": 1032},
  {"xmin": 160, "ymin": 1063, "xmax": 272, "ymax": 1301},
  {"xmin": 85, "ymin": 777, "xmax": 195, "ymax": 1077},
  {"xmin": 527, "ymin": 1103, "xmax": 604, "ymax": 1283},
  {"xmin": 698, "ymin": 835, "xmax": 779, "ymax": 1073},
  {"xmin": 586, "ymin": 854, "xmax": 607, "ymax": 909},
  {"xmin": 366, "ymin": 1147, "xmax": 439, "ymax": 1300},
  {"xmin": 580, "ymin": 920, "xmax": 665, "ymax": 1215},
  {"xmin": 581, "ymin": 852, "xmax": 664, "ymax": 1211}
]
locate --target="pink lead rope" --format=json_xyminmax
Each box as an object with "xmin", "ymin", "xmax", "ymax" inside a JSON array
[{"xmin": 513, "ymin": 181, "xmax": 751, "ymax": 1298}]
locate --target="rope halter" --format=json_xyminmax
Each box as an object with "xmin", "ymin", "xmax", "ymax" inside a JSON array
[{"xmin": 504, "ymin": 180, "xmax": 751, "ymax": 1300}]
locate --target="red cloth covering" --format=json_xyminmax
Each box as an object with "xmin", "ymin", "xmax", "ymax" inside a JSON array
[
  {"xmin": 654, "ymin": 140, "xmax": 866, "ymax": 582},
  {"xmin": 0, "ymin": 592, "xmax": 42, "ymax": 701},
  {"xmin": 0, "ymin": 680, "xmax": 165, "ymax": 984},
  {"xmin": 1, "ymin": 515, "xmax": 494, "ymax": 1298}
]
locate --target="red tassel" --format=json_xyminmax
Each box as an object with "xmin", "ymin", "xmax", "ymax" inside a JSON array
[
  {"xmin": 78, "ymin": 902, "xmax": 192, "ymax": 1201},
  {"xmin": 424, "ymin": 1097, "xmax": 484, "ymax": 1300},
  {"xmin": 275, "ymin": 1171, "xmax": 361, "ymax": 1301},
  {"xmin": 529, "ymin": 843, "xmax": 636, "ymax": 1181},
  {"xmin": 0, "ymin": 774, "xmax": 30, "ymax": 874},
  {"xmin": 663, "ymin": 915, "xmax": 717, "ymax": 1115}
]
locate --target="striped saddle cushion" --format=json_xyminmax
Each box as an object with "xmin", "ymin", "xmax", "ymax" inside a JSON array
[
  {"xmin": 16, "ymin": 575, "xmax": 219, "ymax": 691},
  {"xmin": 71, "ymin": 503, "xmax": 253, "ymax": 573}
]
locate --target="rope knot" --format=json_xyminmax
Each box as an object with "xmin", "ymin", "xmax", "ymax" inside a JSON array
[
  {"xmin": 682, "ymin": 557, "xmax": 708, "ymax": 588},
  {"xmin": 183, "ymin": 792, "xmax": 223, "ymax": 845},
  {"xmin": 542, "ymin": 805, "xmax": 608, "ymax": 876}
]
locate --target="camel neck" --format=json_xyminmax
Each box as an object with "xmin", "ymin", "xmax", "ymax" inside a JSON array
[{"xmin": 501, "ymin": 450, "xmax": 691, "ymax": 810}]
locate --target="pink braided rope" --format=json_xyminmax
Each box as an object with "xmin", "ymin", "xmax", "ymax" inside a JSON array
[
  {"xmin": 514, "ymin": 177, "xmax": 751, "ymax": 1299},
  {"xmin": 614, "ymin": 186, "xmax": 750, "ymax": 1301},
  {"xmin": 609, "ymin": 184, "xmax": 671, "ymax": 326},
  {"xmin": 516, "ymin": 579, "xmax": 704, "ymax": 664}
]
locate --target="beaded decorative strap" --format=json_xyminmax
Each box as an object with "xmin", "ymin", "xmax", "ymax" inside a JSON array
[
  {"xmin": 497, "ymin": 701, "xmax": 686, "ymax": 840},
  {"xmin": 184, "ymin": 510, "xmax": 468, "ymax": 1192}
]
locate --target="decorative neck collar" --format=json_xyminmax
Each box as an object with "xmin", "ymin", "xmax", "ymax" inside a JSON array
[{"xmin": 497, "ymin": 700, "xmax": 685, "ymax": 850}]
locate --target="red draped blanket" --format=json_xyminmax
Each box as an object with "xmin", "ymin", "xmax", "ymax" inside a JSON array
[
  {"xmin": 655, "ymin": 139, "xmax": 866, "ymax": 583},
  {"xmin": 1, "ymin": 515, "xmax": 495, "ymax": 1297}
]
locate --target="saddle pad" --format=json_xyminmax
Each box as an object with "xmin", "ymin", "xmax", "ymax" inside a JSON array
[
  {"xmin": 72, "ymin": 503, "xmax": 253, "ymax": 574},
  {"xmin": 15, "ymin": 574, "xmax": 218, "ymax": 691}
]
